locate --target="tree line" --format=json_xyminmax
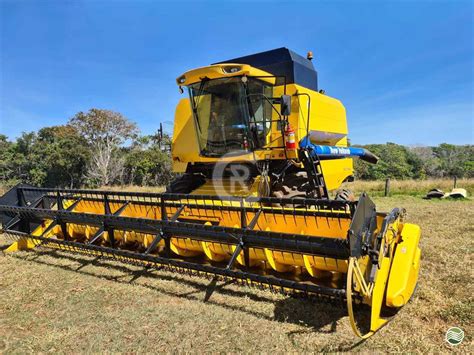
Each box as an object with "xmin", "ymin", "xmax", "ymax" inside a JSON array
[
  {"xmin": 0, "ymin": 109, "xmax": 173, "ymax": 188},
  {"xmin": 354, "ymin": 143, "xmax": 474, "ymax": 180},
  {"xmin": 0, "ymin": 108, "xmax": 472, "ymax": 188}
]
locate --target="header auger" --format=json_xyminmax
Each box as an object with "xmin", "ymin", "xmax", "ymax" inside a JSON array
[{"xmin": 0, "ymin": 48, "xmax": 421, "ymax": 338}]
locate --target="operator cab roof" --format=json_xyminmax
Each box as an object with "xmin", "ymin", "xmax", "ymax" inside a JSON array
[{"xmin": 215, "ymin": 47, "xmax": 318, "ymax": 91}]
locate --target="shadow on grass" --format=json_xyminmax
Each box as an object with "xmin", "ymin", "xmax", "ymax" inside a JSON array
[
  {"xmin": 273, "ymin": 298, "xmax": 368, "ymax": 351},
  {"xmin": 7, "ymin": 248, "xmax": 365, "ymax": 350}
]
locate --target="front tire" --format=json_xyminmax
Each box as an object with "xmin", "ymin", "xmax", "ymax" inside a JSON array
[
  {"xmin": 272, "ymin": 171, "xmax": 309, "ymax": 200},
  {"xmin": 166, "ymin": 173, "xmax": 206, "ymax": 194},
  {"xmin": 335, "ymin": 188, "xmax": 356, "ymax": 202}
]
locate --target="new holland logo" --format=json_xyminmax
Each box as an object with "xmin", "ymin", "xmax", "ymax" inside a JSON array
[
  {"xmin": 445, "ymin": 327, "xmax": 464, "ymax": 346},
  {"xmin": 328, "ymin": 147, "xmax": 351, "ymax": 155}
]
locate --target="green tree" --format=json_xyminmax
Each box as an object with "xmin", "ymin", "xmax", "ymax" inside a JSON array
[
  {"xmin": 410, "ymin": 146, "xmax": 442, "ymax": 177},
  {"xmin": 123, "ymin": 133, "xmax": 174, "ymax": 186},
  {"xmin": 7, "ymin": 132, "xmax": 38, "ymax": 185},
  {"xmin": 354, "ymin": 143, "xmax": 424, "ymax": 180},
  {"xmin": 433, "ymin": 143, "xmax": 474, "ymax": 178},
  {"xmin": 32, "ymin": 126, "xmax": 91, "ymax": 187},
  {"xmin": 0, "ymin": 127, "xmax": 91, "ymax": 188},
  {"xmin": 0, "ymin": 134, "xmax": 19, "ymax": 184},
  {"xmin": 69, "ymin": 109, "xmax": 139, "ymax": 186}
]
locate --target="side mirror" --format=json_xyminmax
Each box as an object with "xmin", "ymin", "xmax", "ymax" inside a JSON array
[{"xmin": 280, "ymin": 95, "xmax": 291, "ymax": 116}]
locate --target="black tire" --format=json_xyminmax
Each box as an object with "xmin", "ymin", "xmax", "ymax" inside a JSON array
[
  {"xmin": 166, "ymin": 173, "xmax": 206, "ymax": 194},
  {"xmin": 334, "ymin": 188, "xmax": 356, "ymax": 202}
]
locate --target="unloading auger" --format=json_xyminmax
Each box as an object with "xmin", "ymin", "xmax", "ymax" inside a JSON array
[
  {"xmin": 1, "ymin": 184, "xmax": 420, "ymax": 337},
  {"xmin": 0, "ymin": 48, "xmax": 421, "ymax": 337}
]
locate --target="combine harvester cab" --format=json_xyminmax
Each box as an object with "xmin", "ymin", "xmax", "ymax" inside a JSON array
[{"xmin": 0, "ymin": 184, "xmax": 421, "ymax": 338}]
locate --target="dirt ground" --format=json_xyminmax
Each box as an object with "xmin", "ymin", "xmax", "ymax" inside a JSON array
[{"xmin": 0, "ymin": 195, "xmax": 472, "ymax": 352}]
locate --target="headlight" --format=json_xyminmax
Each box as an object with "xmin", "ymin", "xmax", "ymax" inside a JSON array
[
  {"xmin": 223, "ymin": 66, "xmax": 241, "ymax": 74},
  {"xmin": 177, "ymin": 75, "xmax": 186, "ymax": 84}
]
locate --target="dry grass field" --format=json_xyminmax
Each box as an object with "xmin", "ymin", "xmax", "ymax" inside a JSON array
[
  {"xmin": 340, "ymin": 177, "xmax": 474, "ymax": 197},
  {"xmin": 0, "ymin": 181, "xmax": 473, "ymax": 352}
]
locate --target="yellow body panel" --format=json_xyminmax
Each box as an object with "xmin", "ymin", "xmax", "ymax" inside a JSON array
[
  {"xmin": 291, "ymin": 85, "xmax": 353, "ymax": 189},
  {"xmin": 386, "ymin": 223, "xmax": 421, "ymax": 307},
  {"xmin": 177, "ymin": 64, "xmax": 276, "ymax": 86}
]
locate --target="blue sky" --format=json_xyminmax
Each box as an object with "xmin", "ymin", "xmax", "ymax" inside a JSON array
[{"xmin": 0, "ymin": 0, "xmax": 472, "ymax": 145}]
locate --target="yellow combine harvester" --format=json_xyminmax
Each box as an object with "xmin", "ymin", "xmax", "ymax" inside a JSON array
[{"xmin": 0, "ymin": 48, "xmax": 421, "ymax": 338}]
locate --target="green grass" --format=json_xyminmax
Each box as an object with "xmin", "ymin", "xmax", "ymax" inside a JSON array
[{"xmin": 0, "ymin": 186, "xmax": 473, "ymax": 352}]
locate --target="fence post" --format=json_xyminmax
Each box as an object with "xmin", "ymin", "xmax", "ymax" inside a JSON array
[
  {"xmin": 453, "ymin": 176, "xmax": 457, "ymax": 189},
  {"xmin": 384, "ymin": 178, "xmax": 390, "ymax": 197}
]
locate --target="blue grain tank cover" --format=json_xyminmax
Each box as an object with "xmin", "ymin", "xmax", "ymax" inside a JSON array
[{"xmin": 215, "ymin": 47, "xmax": 318, "ymax": 91}]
